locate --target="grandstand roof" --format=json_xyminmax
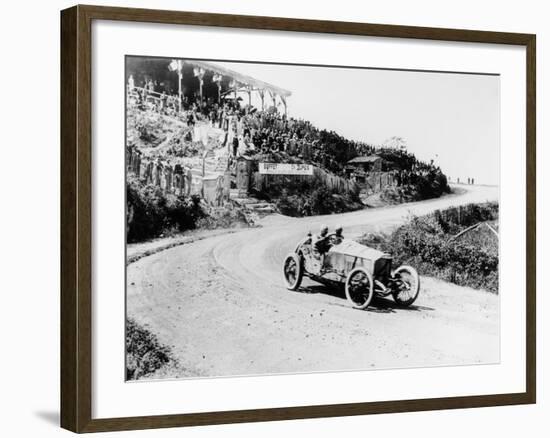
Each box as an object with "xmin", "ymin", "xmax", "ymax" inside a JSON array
[{"xmin": 183, "ymin": 60, "xmax": 292, "ymax": 98}]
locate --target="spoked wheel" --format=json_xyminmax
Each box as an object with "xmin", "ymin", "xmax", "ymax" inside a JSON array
[
  {"xmin": 282, "ymin": 253, "xmax": 303, "ymax": 291},
  {"xmin": 345, "ymin": 267, "xmax": 375, "ymax": 310},
  {"xmin": 391, "ymin": 265, "xmax": 420, "ymax": 306}
]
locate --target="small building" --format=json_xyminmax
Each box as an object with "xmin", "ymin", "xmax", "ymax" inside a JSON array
[
  {"xmin": 345, "ymin": 155, "xmax": 393, "ymax": 185},
  {"xmin": 346, "ymin": 155, "xmax": 386, "ymax": 177},
  {"xmin": 347, "ymin": 155, "xmax": 385, "ymax": 172}
]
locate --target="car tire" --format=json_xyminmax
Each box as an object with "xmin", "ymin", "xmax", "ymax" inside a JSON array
[
  {"xmin": 345, "ymin": 267, "xmax": 374, "ymax": 310},
  {"xmin": 283, "ymin": 253, "xmax": 303, "ymax": 291},
  {"xmin": 392, "ymin": 265, "xmax": 420, "ymax": 306}
]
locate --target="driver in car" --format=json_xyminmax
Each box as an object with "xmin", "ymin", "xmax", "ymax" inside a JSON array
[
  {"xmin": 313, "ymin": 224, "xmax": 331, "ymax": 257},
  {"xmin": 330, "ymin": 225, "xmax": 344, "ymax": 245}
]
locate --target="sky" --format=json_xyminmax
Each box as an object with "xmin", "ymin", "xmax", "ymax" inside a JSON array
[{"xmin": 213, "ymin": 60, "xmax": 500, "ymax": 186}]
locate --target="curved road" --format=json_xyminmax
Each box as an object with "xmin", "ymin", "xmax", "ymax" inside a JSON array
[{"xmin": 127, "ymin": 185, "xmax": 499, "ymax": 379}]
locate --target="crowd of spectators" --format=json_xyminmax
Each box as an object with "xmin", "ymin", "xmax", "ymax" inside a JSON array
[
  {"xmin": 127, "ymin": 76, "xmax": 373, "ymax": 174},
  {"xmin": 127, "ymin": 76, "xmax": 448, "ymax": 185}
]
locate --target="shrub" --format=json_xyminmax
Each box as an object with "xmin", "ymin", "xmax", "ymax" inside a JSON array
[
  {"xmin": 196, "ymin": 203, "xmax": 251, "ymax": 229},
  {"xmin": 381, "ymin": 171, "xmax": 450, "ymax": 204},
  {"xmin": 360, "ymin": 202, "xmax": 499, "ymax": 292},
  {"xmin": 126, "ymin": 318, "xmax": 175, "ymax": 380},
  {"xmin": 255, "ymin": 177, "xmax": 362, "ymax": 217},
  {"xmin": 126, "ymin": 175, "xmax": 204, "ymax": 242}
]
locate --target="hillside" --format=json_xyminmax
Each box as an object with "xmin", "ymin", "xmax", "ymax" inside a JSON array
[{"xmin": 125, "ymin": 93, "xmax": 452, "ymax": 238}]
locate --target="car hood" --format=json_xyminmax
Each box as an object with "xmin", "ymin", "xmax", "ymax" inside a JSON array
[{"xmin": 328, "ymin": 239, "xmax": 388, "ymax": 260}]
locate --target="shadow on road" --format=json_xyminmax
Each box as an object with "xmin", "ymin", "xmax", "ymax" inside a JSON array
[{"xmin": 295, "ymin": 284, "xmax": 435, "ymax": 313}]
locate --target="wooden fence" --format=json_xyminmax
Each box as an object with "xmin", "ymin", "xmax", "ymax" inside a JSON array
[
  {"xmin": 355, "ymin": 171, "xmax": 399, "ymax": 195},
  {"xmin": 127, "ymin": 147, "xmax": 230, "ymax": 206}
]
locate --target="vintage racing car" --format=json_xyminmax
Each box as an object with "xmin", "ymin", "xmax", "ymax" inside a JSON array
[{"xmin": 282, "ymin": 232, "xmax": 420, "ymax": 310}]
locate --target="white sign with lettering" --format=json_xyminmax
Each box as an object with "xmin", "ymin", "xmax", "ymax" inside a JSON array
[{"xmin": 259, "ymin": 162, "xmax": 314, "ymax": 175}]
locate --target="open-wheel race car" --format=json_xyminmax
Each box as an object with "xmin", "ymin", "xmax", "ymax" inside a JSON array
[{"xmin": 282, "ymin": 233, "xmax": 420, "ymax": 310}]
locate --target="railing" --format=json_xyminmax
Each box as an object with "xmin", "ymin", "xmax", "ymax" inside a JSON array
[{"xmin": 127, "ymin": 86, "xmax": 180, "ymax": 107}]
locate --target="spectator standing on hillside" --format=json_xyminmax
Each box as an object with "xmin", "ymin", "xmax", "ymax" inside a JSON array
[
  {"xmin": 232, "ymin": 134, "xmax": 239, "ymax": 157},
  {"xmin": 210, "ymin": 106, "xmax": 218, "ymax": 127},
  {"xmin": 185, "ymin": 167, "xmax": 193, "ymax": 196},
  {"xmin": 215, "ymin": 175, "xmax": 224, "ymax": 206},
  {"xmin": 187, "ymin": 110, "xmax": 195, "ymax": 128},
  {"xmin": 164, "ymin": 162, "xmax": 173, "ymax": 193},
  {"xmin": 154, "ymin": 159, "xmax": 162, "ymax": 187},
  {"xmin": 142, "ymin": 79, "xmax": 148, "ymax": 100},
  {"xmin": 174, "ymin": 163, "xmax": 184, "ymax": 195}
]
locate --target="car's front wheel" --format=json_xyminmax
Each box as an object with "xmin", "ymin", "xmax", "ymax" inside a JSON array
[
  {"xmin": 345, "ymin": 267, "xmax": 374, "ymax": 310},
  {"xmin": 282, "ymin": 253, "xmax": 303, "ymax": 291},
  {"xmin": 391, "ymin": 265, "xmax": 420, "ymax": 306}
]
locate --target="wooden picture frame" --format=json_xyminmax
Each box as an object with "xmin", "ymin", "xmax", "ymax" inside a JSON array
[{"xmin": 60, "ymin": 4, "xmax": 536, "ymax": 433}]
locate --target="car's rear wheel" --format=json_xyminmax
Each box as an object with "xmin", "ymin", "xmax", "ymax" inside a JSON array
[
  {"xmin": 283, "ymin": 253, "xmax": 303, "ymax": 291},
  {"xmin": 345, "ymin": 267, "xmax": 374, "ymax": 310},
  {"xmin": 391, "ymin": 265, "xmax": 420, "ymax": 306}
]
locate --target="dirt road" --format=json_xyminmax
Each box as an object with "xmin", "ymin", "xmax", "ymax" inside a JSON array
[{"xmin": 127, "ymin": 185, "xmax": 500, "ymax": 378}]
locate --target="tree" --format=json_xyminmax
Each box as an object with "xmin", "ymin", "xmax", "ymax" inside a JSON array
[{"xmin": 383, "ymin": 136, "xmax": 407, "ymax": 151}]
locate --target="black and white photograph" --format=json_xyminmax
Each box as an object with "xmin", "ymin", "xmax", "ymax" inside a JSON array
[{"xmin": 125, "ymin": 56, "xmax": 500, "ymax": 381}]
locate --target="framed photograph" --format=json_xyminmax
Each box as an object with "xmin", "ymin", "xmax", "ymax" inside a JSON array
[{"xmin": 60, "ymin": 4, "xmax": 536, "ymax": 433}]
